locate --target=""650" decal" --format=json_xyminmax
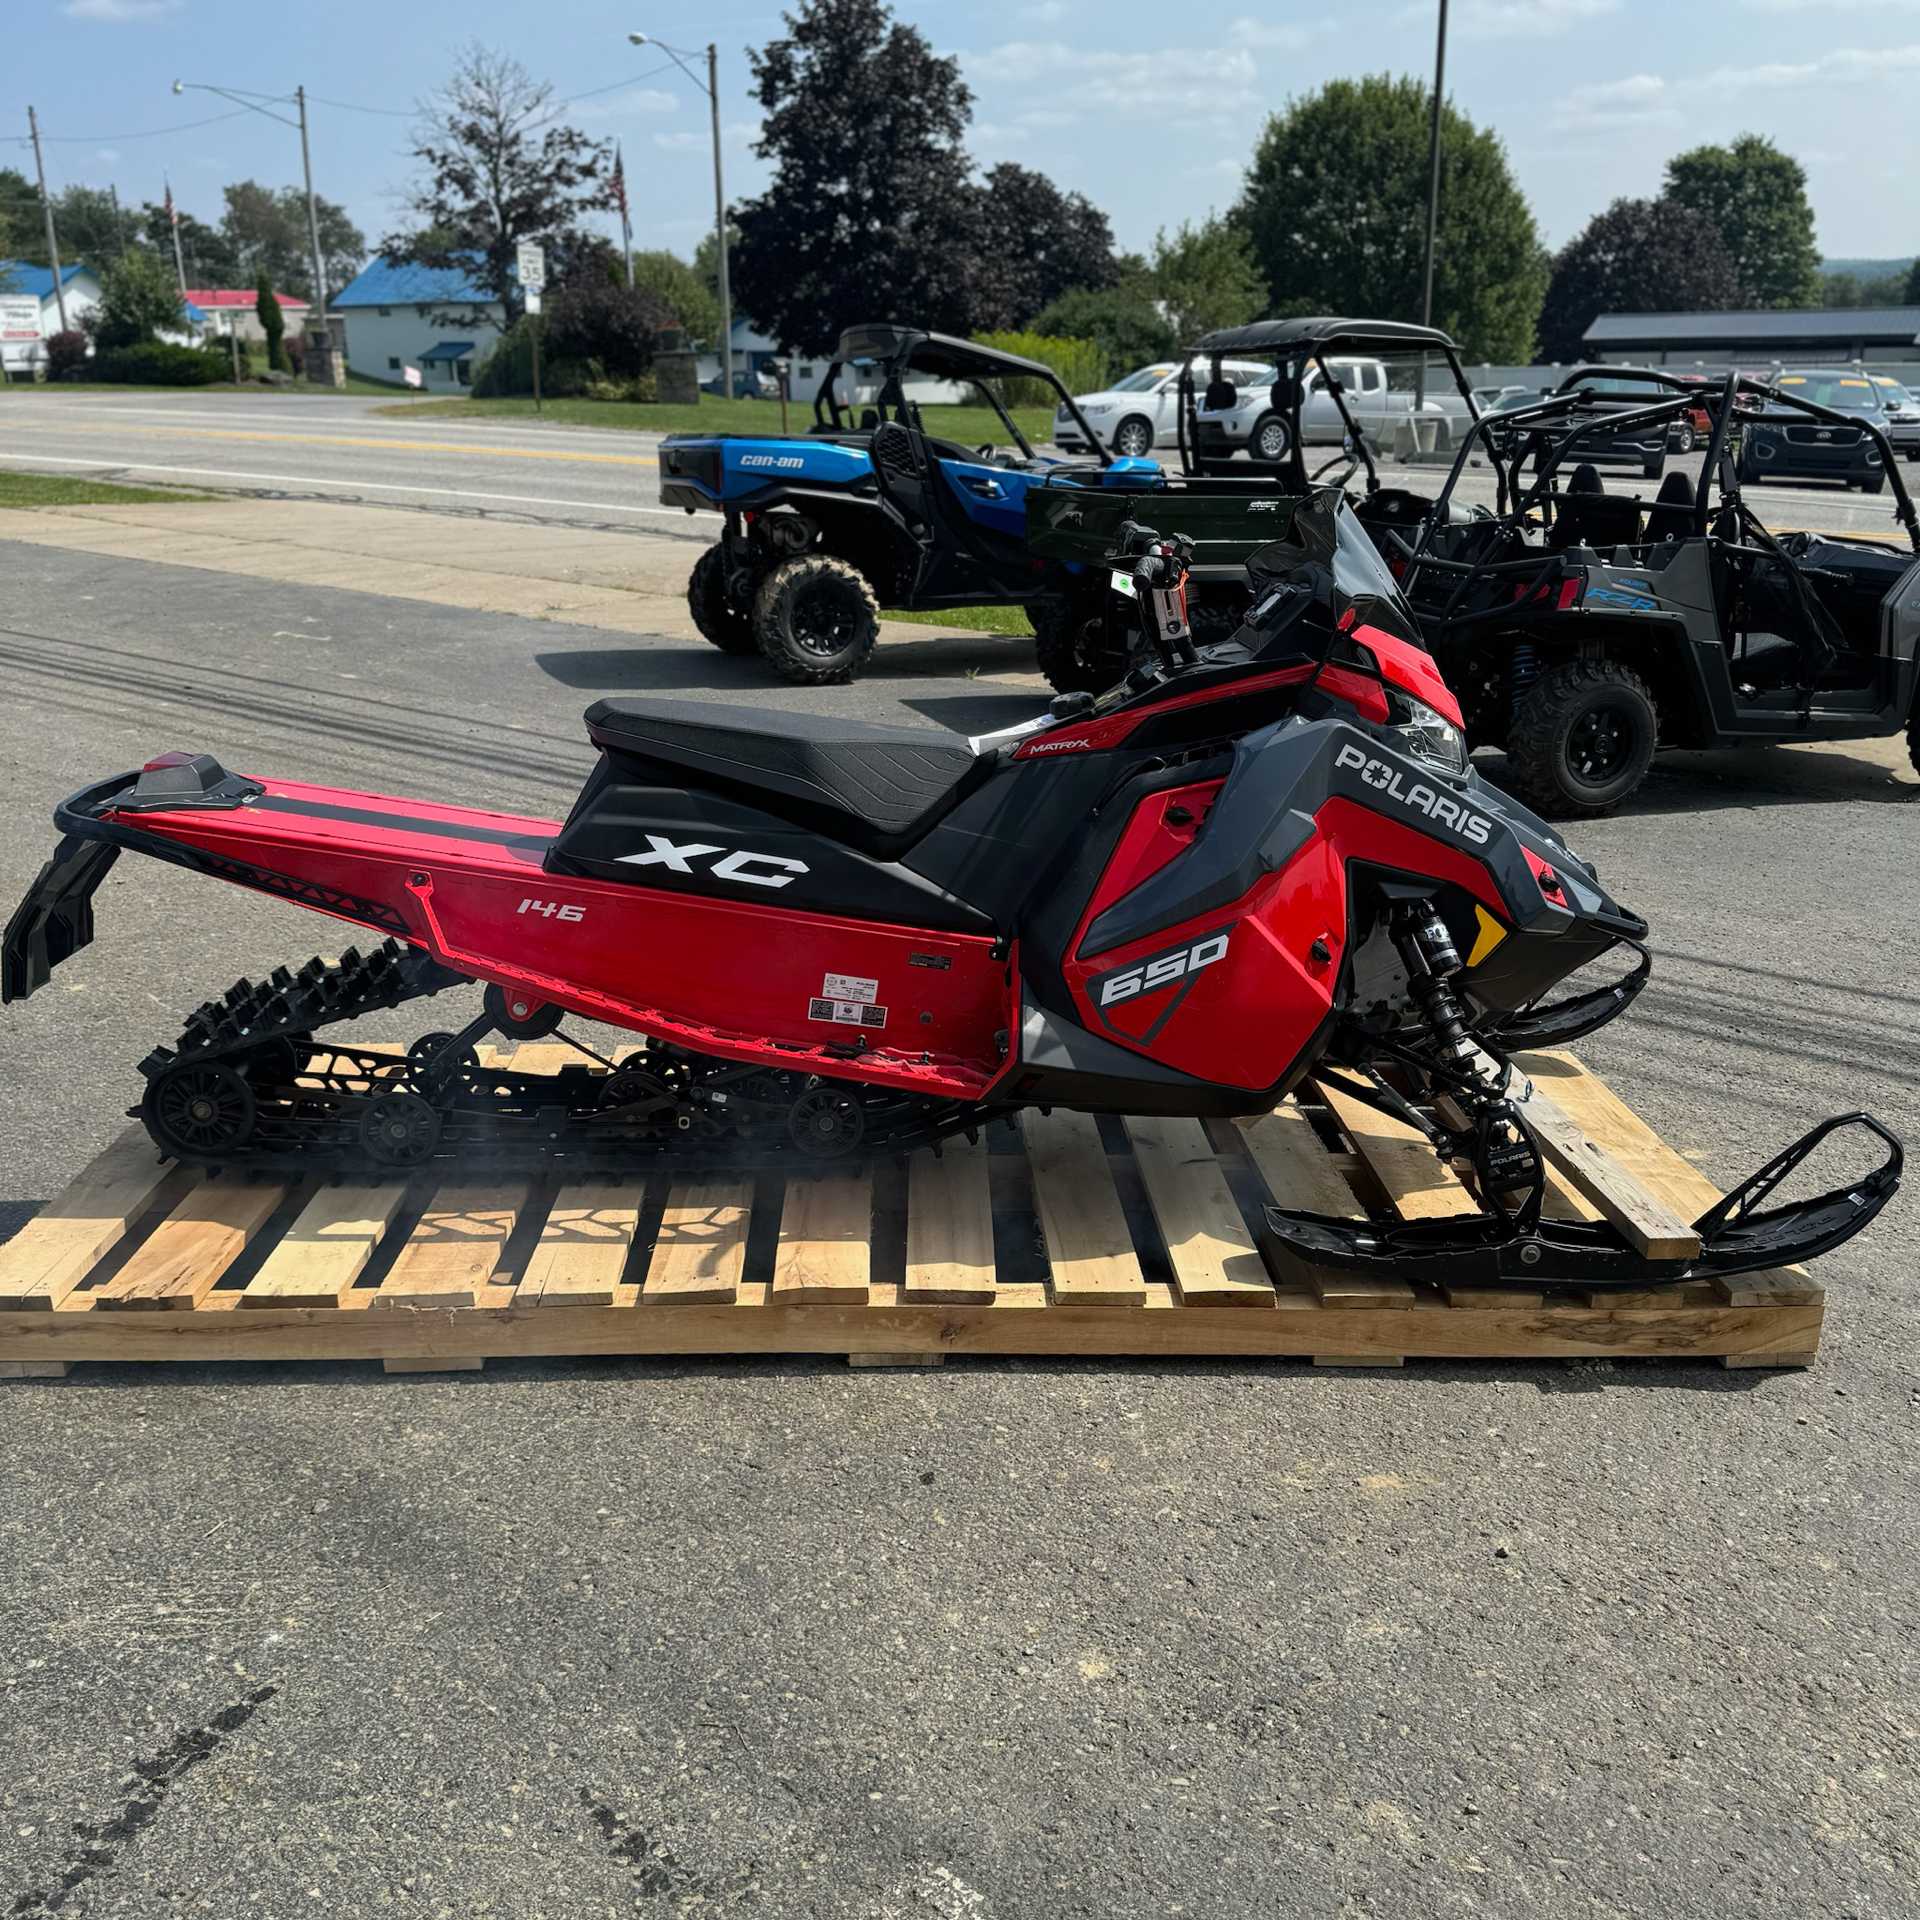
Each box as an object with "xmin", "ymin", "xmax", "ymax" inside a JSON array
[{"xmin": 1086, "ymin": 927, "xmax": 1233, "ymax": 1044}]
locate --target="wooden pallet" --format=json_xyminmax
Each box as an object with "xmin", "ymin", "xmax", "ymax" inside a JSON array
[{"xmin": 0, "ymin": 1047, "xmax": 1823, "ymax": 1376}]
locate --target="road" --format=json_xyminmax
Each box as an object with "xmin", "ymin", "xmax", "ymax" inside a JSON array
[
  {"xmin": 4, "ymin": 387, "xmax": 1917, "ymax": 545},
  {"xmin": 0, "ymin": 530, "xmax": 1916, "ymax": 1918}
]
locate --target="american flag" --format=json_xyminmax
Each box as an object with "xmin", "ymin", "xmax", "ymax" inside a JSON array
[{"xmin": 612, "ymin": 144, "xmax": 633, "ymax": 285}]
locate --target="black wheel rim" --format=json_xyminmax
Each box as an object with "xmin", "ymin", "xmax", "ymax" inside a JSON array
[
  {"xmin": 150, "ymin": 1064, "xmax": 255, "ymax": 1155},
  {"xmin": 791, "ymin": 583, "xmax": 860, "ymax": 658},
  {"xmin": 360, "ymin": 1093, "xmax": 440, "ymax": 1167},
  {"xmin": 1568, "ymin": 702, "xmax": 1637, "ymax": 784},
  {"xmin": 789, "ymin": 1087, "xmax": 865, "ymax": 1158}
]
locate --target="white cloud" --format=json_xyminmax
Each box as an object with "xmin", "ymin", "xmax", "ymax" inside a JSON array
[
  {"xmin": 652, "ymin": 131, "xmax": 702, "ymax": 152},
  {"xmin": 61, "ymin": 0, "xmax": 179, "ymax": 17},
  {"xmin": 1559, "ymin": 71, "xmax": 1682, "ymax": 128},
  {"xmin": 1225, "ymin": 13, "xmax": 1314, "ymax": 49},
  {"xmin": 1457, "ymin": 0, "xmax": 1619, "ymax": 34},
  {"xmin": 971, "ymin": 40, "xmax": 1259, "ymax": 117},
  {"xmin": 1746, "ymin": 0, "xmax": 1920, "ymax": 11}
]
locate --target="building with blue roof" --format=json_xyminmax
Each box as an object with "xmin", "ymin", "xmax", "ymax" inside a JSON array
[
  {"xmin": 0, "ymin": 261, "xmax": 105, "ymax": 375},
  {"xmin": 331, "ymin": 255, "xmax": 505, "ymax": 388}
]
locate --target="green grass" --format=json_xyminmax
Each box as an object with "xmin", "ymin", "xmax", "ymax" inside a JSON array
[
  {"xmin": 882, "ymin": 604, "xmax": 1034, "ymax": 636},
  {"xmin": 0, "ymin": 470, "xmax": 214, "ymax": 507},
  {"xmin": 375, "ymin": 393, "xmax": 1060, "ymax": 446}
]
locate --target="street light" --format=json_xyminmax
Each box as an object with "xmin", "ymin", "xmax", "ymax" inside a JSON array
[
  {"xmin": 629, "ymin": 30, "xmax": 734, "ymax": 398},
  {"xmin": 172, "ymin": 78, "xmax": 329, "ymax": 319}
]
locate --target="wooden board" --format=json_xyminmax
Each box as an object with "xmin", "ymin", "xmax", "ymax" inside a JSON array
[
  {"xmin": 0, "ymin": 1127, "xmax": 186, "ymax": 1311},
  {"xmin": 373, "ymin": 1184, "xmax": 527, "ymax": 1309},
  {"xmin": 1022, "ymin": 1109, "xmax": 1147, "ymax": 1305},
  {"xmin": 1124, "ymin": 1116, "xmax": 1275, "ymax": 1306},
  {"xmin": 771, "ymin": 1169, "xmax": 872, "ymax": 1305},
  {"xmin": 90, "ymin": 1179, "xmax": 287, "ymax": 1311},
  {"xmin": 1316, "ymin": 1079, "xmax": 1480, "ymax": 1220},
  {"xmin": 516, "ymin": 1181, "xmax": 641, "ymax": 1307},
  {"xmin": 244, "ymin": 1183, "xmax": 411, "ymax": 1307},
  {"xmin": 642, "ymin": 1178, "xmax": 750, "ymax": 1304},
  {"xmin": 902, "ymin": 1139, "xmax": 996, "ymax": 1304}
]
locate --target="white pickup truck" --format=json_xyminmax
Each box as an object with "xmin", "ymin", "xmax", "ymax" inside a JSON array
[{"xmin": 1195, "ymin": 355, "xmax": 1455, "ymax": 465}]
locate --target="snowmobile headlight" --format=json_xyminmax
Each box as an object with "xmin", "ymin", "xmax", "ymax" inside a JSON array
[{"xmin": 1387, "ymin": 693, "xmax": 1468, "ymax": 775}]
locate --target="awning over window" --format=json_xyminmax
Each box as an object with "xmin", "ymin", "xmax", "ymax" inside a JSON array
[{"xmin": 417, "ymin": 341, "xmax": 476, "ymax": 363}]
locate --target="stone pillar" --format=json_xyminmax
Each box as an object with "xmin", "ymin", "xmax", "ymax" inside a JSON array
[
  {"xmin": 304, "ymin": 318, "xmax": 348, "ymax": 389},
  {"xmin": 653, "ymin": 325, "xmax": 700, "ymax": 406}
]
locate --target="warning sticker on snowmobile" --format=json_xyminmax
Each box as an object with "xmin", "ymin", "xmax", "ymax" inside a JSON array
[
  {"xmin": 809, "ymin": 997, "xmax": 888, "ymax": 1029},
  {"xmin": 822, "ymin": 973, "xmax": 879, "ymax": 1003}
]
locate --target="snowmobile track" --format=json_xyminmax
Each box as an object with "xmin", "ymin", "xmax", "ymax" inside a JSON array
[{"xmin": 0, "ymin": 1045, "xmax": 1823, "ymax": 1376}]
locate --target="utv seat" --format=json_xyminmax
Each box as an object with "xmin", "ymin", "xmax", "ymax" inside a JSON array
[
  {"xmin": 1547, "ymin": 466, "xmax": 1643, "ymax": 552},
  {"xmin": 1642, "ymin": 469, "xmax": 1696, "ymax": 544},
  {"xmin": 583, "ymin": 697, "xmax": 993, "ymax": 860}
]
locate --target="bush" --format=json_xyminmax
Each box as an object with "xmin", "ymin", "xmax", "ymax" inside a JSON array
[
  {"xmin": 283, "ymin": 331, "xmax": 307, "ymax": 376},
  {"xmin": 968, "ymin": 331, "xmax": 1111, "ymax": 407},
  {"xmin": 543, "ymin": 278, "xmax": 678, "ymax": 380},
  {"xmin": 91, "ymin": 342, "xmax": 227, "ymax": 387},
  {"xmin": 45, "ymin": 331, "xmax": 90, "ymax": 382},
  {"xmin": 92, "ymin": 249, "xmax": 186, "ymax": 351},
  {"xmin": 1031, "ymin": 288, "xmax": 1177, "ymax": 374},
  {"xmin": 256, "ymin": 272, "xmax": 292, "ymax": 375}
]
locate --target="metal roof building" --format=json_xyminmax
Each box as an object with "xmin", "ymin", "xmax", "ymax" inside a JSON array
[{"xmin": 1583, "ymin": 306, "xmax": 1920, "ymax": 367}]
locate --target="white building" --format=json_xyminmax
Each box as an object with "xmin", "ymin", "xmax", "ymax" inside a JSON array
[
  {"xmin": 0, "ymin": 261, "xmax": 105, "ymax": 375},
  {"xmin": 331, "ymin": 256, "xmax": 505, "ymax": 389}
]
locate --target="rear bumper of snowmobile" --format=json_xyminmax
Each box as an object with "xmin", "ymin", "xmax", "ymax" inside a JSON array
[{"xmin": 1267, "ymin": 1112, "xmax": 1903, "ymax": 1289}]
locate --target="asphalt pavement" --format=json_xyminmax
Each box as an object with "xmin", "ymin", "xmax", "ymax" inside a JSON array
[{"xmin": 0, "ymin": 531, "xmax": 1918, "ymax": 1919}]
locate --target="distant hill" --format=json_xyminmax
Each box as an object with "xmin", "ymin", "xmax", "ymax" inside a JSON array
[{"xmin": 1820, "ymin": 257, "xmax": 1914, "ymax": 280}]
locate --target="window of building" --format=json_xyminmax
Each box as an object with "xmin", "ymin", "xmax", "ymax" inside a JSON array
[
  {"xmin": 388, "ymin": 356, "xmax": 401, "ymax": 370},
  {"xmin": 377, "ymin": 306, "xmax": 391, "ymax": 317}
]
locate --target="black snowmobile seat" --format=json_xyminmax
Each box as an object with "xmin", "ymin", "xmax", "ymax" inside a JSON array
[{"xmin": 582, "ymin": 697, "xmax": 993, "ymax": 859}]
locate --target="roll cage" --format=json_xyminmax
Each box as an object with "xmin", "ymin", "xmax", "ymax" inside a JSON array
[
  {"xmin": 1173, "ymin": 317, "xmax": 1482, "ymax": 492},
  {"xmin": 1393, "ymin": 368, "xmax": 1920, "ymax": 637},
  {"xmin": 807, "ymin": 324, "xmax": 1112, "ymax": 468}
]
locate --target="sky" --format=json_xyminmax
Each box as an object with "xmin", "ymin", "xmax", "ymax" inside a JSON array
[{"xmin": 6, "ymin": 0, "xmax": 1919, "ymax": 276}]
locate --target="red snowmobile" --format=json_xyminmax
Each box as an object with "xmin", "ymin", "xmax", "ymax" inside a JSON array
[{"xmin": 3, "ymin": 494, "xmax": 1899, "ymax": 1290}]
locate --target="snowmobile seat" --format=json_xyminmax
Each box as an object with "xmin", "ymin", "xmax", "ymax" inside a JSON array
[{"xmin": 581, "ymin": 697, "xmax": 994, "ymax": 860}]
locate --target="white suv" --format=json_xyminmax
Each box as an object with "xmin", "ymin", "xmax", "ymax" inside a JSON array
[{"xmin": 1055, "ymin": 360, "xmax": 1271, "ymax": 459}]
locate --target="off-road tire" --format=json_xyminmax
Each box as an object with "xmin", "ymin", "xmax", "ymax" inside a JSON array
[
  {"xmin": 1112, "ymin": 416, "xmax": 1155, "ymax": 459},
  {"xmin": 1250, "ymin": 412, "xmax": 1291, "ymax": 465},
  {"xmin": 1031, "ymin": 590, "xmax": 1127, "ymax": 695},
  {"xmin": 688, "ymin": 545, "xmax": 758, "ymax": 655},
  {"xmin": 752, "ymin": 555, "xmax": 880, "ymax": 685},
  {"xmin": 1504, "ymin": 659, "xmax": 1658, "ymax": 819}
]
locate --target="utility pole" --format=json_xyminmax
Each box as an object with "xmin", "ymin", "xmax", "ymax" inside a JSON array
[
  {"xmin": 163, "ymin": 174, "xmax": 188, "ymax": 296},
  {"xmin": 26, "ymin": 107, "xmax": 70, "ymax": 334},
  {"xmin": 1415, "ymin": 0, "xmax": 1449, "ymax": 411},
  {"xmin": 708, "ymin": 43, "xmax": 733, "ymax": 399},
  {"xmin": 296, "ymin": 86, "xmax": 327, "ymax": 317}
]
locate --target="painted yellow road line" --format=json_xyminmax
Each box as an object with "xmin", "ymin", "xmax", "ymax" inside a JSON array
[{"xmin": 4, "ymin": 419, "xmax": 657, "ymax": 467}]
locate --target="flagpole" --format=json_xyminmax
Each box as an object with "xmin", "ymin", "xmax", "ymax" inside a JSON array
[
  {"xmin": 616, "ymin": 143, "xmax": 633, "ymax": 286},
  {"xmin": 165, "ymin": 174, "xmax": 188, "ymax": 297}
]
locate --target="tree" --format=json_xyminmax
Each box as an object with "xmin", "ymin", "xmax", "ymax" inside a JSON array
[
  {"xmin": 222, "ymin": 181, "xmax": 363, "ymax": 301},
  {"xmin": 0, "ymin": 167, "xmax": 35, "ymax": 264},
  {"xmin": 256, "ymin": 271, "xmax": 291, "ymax": 373},
  {"xmin": 1536, "ymin": 197, "xmax": 1750, "ymax": 363},
  {"xmin": 1031, "ymin": 286, "xmax": 1177, "ymax": 372},
  {"xmin": 1908, "ymin": 258, "xmax": 1920, "ymax": 306},
  {"xmin": 91, "ymin": 248, "xmax": 184, "ymax": 349},
  {"xmin": 1238, "ymin": 74, "xmax": 1548, "ymax": 363},
  {"xmin": 383, "ymin": 44, "xmax": 611, "ymax": 324},
  {"xmin": 630, "ymin": 248, "xmax": 721, "ymax": 346},
  {"xmin": 971, "ymin": 162, "xmax": 1116, "ymax": 330},
  {"xmin": 137, "ymin": 200, "xmax": 240, "ymax": 287},
  {"xmin": 1820, "ymin": 269, "xmax": 1907, "ymax": 309},
  {"xmin": 50, "ymin": 186, "xmax": 137, "ymax": 268},
  {"xmin": 1664, "ymin": 135, "xmax": 1820, "ymax": 311},
  {"xmin": 1145, "ymin": 216, "xmax": 1266, "ymax": 341},
  {"xmin": 732, "ymin": 0, "xmax": 983, "ymax": 354}
]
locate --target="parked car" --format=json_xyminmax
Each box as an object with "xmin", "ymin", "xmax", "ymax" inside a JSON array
[
  {"xmin": 1054, "ymin": 359, "xmax": 1269, "ymax": 458},
  {"xmin": 1483, "ymin": 370, "xmax": 1669, "ymax": 479},
  {"xmin": 1741, "ymin": 370, "xmax": 1891, "ymax": 492},
  {"xmin": 1191, "ymin": 350, "xmax": 1453, "ymax": 466},
  {"xmin": 1869, "ymin": 374, "xmax": 1920, "ymax": 461}
]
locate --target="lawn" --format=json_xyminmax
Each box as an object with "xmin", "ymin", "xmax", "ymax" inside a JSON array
[
  {"xmin": 882, "ymin": 604, "xmax": 1034, "ymax": 636},
  {"xmin": 375, "ymin": 393, "xmax": 1061, "ymax": 446},
  {"xmin": 0, "ymin": 471, "xmax": 214, "ymax": 508}
]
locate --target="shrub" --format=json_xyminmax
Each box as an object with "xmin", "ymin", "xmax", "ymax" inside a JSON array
[
  {"xmin": 45, "ymin": 331, "xmax": 90, "ymax": 381},
  {"xmin": 91, "ymin": 342, "xmax": 227, "ymax": 387},
  {"xmin": 92, "ymin": 249, "xmax": 186, "ymax": 351},
  {"xmin": 283, "ymin": 331, "xmax": 307, "ymax": 376},
  {"xmin": 542, "ymin": 279, "xmax": 678, "ymax": 380},
  {"xmin": 968, "ymin": 331, "xmax": 1111, "ymax": 408},
  {"xmin": 256, "ymin": 273, "xmax": 292, "ymax": 375},
  {"xmin": 1031, "ymin": 288, "xmax": 1177, "ymax": 373}
]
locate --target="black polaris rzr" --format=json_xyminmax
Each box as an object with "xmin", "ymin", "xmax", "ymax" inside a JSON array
[{"xmin": 1383, "ymin": 367, "xmax": 1920, "ymax": 816}]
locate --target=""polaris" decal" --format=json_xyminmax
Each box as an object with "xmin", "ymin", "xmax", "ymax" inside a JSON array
[{"xmin": 1335, "ymin": 744, "xmax": 1493, "ymax": 845}]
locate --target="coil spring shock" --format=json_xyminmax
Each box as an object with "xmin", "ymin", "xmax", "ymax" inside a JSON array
[{"xmin": 1509, "ymin": 639, "xmax": 1538, "ymax": 721}]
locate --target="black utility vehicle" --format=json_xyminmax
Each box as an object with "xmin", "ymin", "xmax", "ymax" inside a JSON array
[
  {"xmin": 1386, "ymin": 367, "xmax": 1920, "ymax": 816},
  {"xmin": 1740, "ymin": 369, "xmax": 1892, "ymax": 492}
]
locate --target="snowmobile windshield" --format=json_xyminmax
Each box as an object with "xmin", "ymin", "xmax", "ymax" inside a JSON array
[{"xmin": 1245, "ymin": 489, "xmax": 1428, "ymax": 652}]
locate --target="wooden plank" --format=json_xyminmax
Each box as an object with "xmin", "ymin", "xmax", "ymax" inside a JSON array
[
  {"xmin": 91, "ymin": 1180, "xmax": 287, "ymax": 1311},
  {"xmin": 641, "ymin": 1178, "xmax": 750, "ymax": 1304},
  {"xmin": 0, "ymin": 1127, "xmax": 184, "ymax": 1311},
  {"xmin": 1510, "ymin": 1077, "xmax": 1701, "ymax": 1261},
  {"xmin": 373, "ymin": 1184, "xmax": 528, "ymax": 1309},
  {"xmin": 772, "ymin": 1169, "xmax": 872, "ymax": 1305},
  {"xmin": 1021, "ymin": 1110, "xmax": 1146, "ymax": 1306},
  {"xmin": 0, "ymin": 1361, "xmax": 70, "ymax": 1378},
  {"xmin": 902, "ymin": 1138, "xmax": 996, "ymax": 1303},
  {"xmin": 1316, "ymin": 1079, "xmax": 1480, "ymax": 1220},
  {"xmin": 243, "ymin": 1183, "xmax": 410, "ymax": 1307},
  {"xmin": 1232, "ymin": 1104, "xmax": 1416, "ymax": 1307},
  {"xmin": 517, "ymin": 1182, "xmax": 641, "ymax": 1307},
  {"xmin": 1124, "ymin": 1116, "xmax": 1275, "ymax": 1307}
]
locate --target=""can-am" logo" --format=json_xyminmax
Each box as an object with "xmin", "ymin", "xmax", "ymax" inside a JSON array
[{"xmin": 1335, "ymin": 743, "xmax": 1493, "ymax": 845}]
